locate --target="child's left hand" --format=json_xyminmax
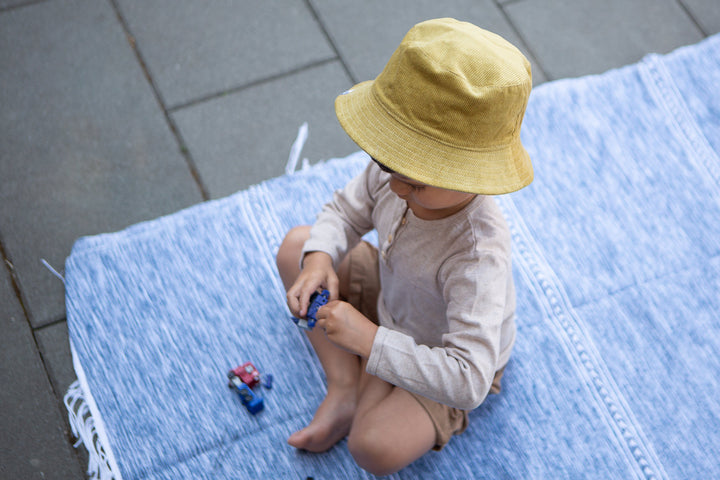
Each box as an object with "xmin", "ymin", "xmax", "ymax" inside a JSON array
[{"xmin": 315, "ymin": 300, "xmax": 378, "ymax": 358}]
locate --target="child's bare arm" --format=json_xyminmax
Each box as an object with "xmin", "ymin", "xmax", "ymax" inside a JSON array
[{"xmin": 286, "ymin": 251, "xmax": 339, "ymax": 318}]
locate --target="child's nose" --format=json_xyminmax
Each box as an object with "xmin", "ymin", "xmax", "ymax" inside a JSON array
[{"xmin": 389, "ymin": 177, "xmax": 412, "ymax": 197}]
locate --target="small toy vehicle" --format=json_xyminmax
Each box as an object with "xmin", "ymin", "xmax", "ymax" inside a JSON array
[
  {"xmin": 291, "ymin": 289, "xmax": 330, "ymax": 330},
  {"xmin": 227, "ymin": 374, "xmax": 264, "ymax": 415},
  {"xmin": 229, "ymin": 361, "xmax": 261, "ymax": 388}
]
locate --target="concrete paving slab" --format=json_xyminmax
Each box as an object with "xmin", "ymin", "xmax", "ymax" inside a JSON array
[
  {"xmin": 33, "ymin": 320, "xmax": 92, "ymax": 475},
  {"xmin": 116, "ymin": 0, "xmax": 336, "ymax": 110},
  {"xmin": 0, "ymin": 0, "xmax": 203, "ymax": 327},
  {"xmin": 682, "ymin": 0, "xmax": 720, "ymax": 35},
  {"xmin": 0, "ymin": 0, "xmax": 30, "ymax": 10},
  {"xmin": 504, "ymin": 0, "xmax": 705, "ymax": 80},
  {"xmin": 35, "ymin": 321, "xmax": 77, "ymax": 398},
  {"xmin": 310, "ymin": 0, "xmax": 548, "ymax": 84},
  {"xmin": 0, "ymin": 269, "xmax": 84, "ymax": 480},
  {"xmin": 172, "ymin": 60, "xmax": 358, "ymax": 199}
]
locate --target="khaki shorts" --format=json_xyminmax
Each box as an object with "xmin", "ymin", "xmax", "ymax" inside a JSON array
[{"xmin": 344, "ymin": 241, "xmax": 505, "ymax": 450}]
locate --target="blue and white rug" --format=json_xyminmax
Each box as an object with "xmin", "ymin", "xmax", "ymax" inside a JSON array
[{"xmin": 65, "ymin": 34, "xmax": 720, "ymax": 479}]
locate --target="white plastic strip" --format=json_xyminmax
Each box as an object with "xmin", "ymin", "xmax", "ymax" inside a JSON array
[
  {"xmin": 41, "ymin": 258, "xmax": 65, "ymax": 284},
  {"xmin": 285, "ymin": 122, "xmax": 309, "ymax": 175}
]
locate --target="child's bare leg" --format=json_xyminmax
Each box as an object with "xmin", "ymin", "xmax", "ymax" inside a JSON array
[
  {"xmin": 348, "ymin": 365, "xmax": 436, "ymax": 476},
  {"xmin": 276, "ymin": 226, "xmax": 361, "ymax": 452}
]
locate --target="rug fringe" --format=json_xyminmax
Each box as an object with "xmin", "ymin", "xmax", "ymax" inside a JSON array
[{"xmin": 64, "ymin": 380, "xmax": 117, "ymax": 480}]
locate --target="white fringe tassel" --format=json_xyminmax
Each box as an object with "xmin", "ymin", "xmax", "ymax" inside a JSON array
[{"xmin": 64, "ymin": 380, "xmax": 116, "ymax": 480}]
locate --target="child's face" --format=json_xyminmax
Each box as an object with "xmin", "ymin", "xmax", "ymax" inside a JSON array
[
  {"xmin": 373, "ymin": 158, "xmax": 476, "ymax": 220},
  {"xmin": 388, "ymin": 172, "xmax": 476, "ymax": 220}
]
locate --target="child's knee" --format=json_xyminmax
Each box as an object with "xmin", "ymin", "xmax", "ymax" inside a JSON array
[
  {"xmin": 276, "ymin": 226, "xmax": 311, "ymax": 268},
  {"xmin": 347, "ymin": 424, "xmax": 399, "ymax": 476}
]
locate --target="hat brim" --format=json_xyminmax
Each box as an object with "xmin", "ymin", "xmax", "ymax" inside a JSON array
[{"xmin": 335, "ymin": 81, "xmax": 533, "ymax": 195}]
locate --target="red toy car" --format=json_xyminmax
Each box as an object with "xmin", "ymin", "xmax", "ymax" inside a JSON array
[{"xmin": 229, "ymin": 361, "xmax": 261, "ymax": 388}]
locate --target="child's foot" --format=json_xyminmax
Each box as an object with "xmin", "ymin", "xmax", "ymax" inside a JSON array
[{"xmin": 288, "ymin": 385, "xmax": 356, "ymax": 452}]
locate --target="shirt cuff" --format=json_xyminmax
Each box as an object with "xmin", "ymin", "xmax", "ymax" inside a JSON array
[
  {"xmin": 366, "ymin": 325, "xmax": 390, "ymax": 375},
  {"xmin": 301, "ymin": 239, "xmax": 341, "ymax": 271}
]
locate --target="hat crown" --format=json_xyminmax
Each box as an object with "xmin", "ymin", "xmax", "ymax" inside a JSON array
[{"xmin": 373, "ymin": 18, "xmax": 531, "ymax": 150}]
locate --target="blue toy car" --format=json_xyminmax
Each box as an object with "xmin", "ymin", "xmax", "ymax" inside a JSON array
[
  {"xmin": 228, "ymin": 373, "xmax": 264, "ymax": 415},
  {"xmin": 291, "ymin": 289, "xmax": 330, "ymax": 330}
]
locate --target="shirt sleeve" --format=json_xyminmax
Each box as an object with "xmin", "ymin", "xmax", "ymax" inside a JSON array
[
  {"xmin": 301, "ymin": 161, "xmax": 379, "ymax": 269},
  {"xmin": 366, "ymin": 249, "xmax": 511, "ymax": 410}
]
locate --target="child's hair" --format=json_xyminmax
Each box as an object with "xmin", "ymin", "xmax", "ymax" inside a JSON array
[
  {"xmin": 372, "ymin": 157, "xmax": 395, "ymax": 174},
  {"xmin": 335, "ymin": 18, "xmax": 533, "ymax": 195}
]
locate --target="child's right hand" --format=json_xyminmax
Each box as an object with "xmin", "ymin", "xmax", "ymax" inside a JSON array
[{"xmin": 286, "ymin": 251, "xmax": 339, "ymax": 318}]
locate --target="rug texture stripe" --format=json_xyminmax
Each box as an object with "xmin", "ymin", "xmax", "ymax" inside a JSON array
[{"xmin": 65, "ymin": 34, "xmax": 720, "ymax": 479}]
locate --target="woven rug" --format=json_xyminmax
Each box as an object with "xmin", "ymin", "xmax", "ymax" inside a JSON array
[{"xmin": 65, "ymin": 34, "xmax": 720, "ymax": 479}]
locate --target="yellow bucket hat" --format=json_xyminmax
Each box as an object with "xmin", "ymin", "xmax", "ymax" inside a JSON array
[{"xmin": 335, "ymin": 18, "xmax": 533, "ymax": 195}]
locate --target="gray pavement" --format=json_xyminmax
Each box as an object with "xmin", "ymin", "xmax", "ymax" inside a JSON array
[{"xmin": 1, "ymin": 1, "xmax": 717, "ymax": 478}]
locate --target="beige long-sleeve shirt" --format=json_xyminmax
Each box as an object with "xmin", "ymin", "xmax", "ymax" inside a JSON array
[{"xmin": 303, "ymin": 161, "xmax": 516, "ymax": 409}]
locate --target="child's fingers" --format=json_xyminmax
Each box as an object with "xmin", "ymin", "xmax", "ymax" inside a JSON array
[
  {"xmin": 299, "ymin": 284, "xmax": 326, "ymax": 317},
  {"xmin": 314, "ymin": 302, "xmax": 340, "ymax": 327},
  {"xmin": 286, "ymin": 287, "xmax": 302, "ymax": 317},
  {"xmin": 314, "ymin": 307, "xmax": 333, "ymax": 336},
  {"xmin": 299, "ymin": 286, "xmax": 318, "ymax": 317},
  {"xmin": 298, "ymin": 286, "xmax": 317, "ymax": 317},
  {"xmin": 286, "ymin": 280, "xmax": 313, "ymax": 317},
  {"xmin": 287, "ymin": 263, "xmax": 337, "ymax": 317},
  {"xmin": 325, "ymin": 274, "xmax": 340, "ymax": 301},
  {"xmin": 314, "ymin": 303, "xmax": 329, "ymax": 320}
]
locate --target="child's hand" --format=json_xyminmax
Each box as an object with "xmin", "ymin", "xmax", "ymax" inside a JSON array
[
  {"xmin": 315, "ymin": 301, "xmax": 378, "ymax": 358},
  {"xmin": 286, "ymin": 251, "xmax": 339, "ymax": 318}
]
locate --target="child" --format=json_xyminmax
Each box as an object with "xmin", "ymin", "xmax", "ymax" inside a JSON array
[{"xmin": 276, "ymin": 18, "xmax": 533, "ymax": 476}]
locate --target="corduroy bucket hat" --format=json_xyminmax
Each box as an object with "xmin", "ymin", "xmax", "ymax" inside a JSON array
[{"xmin": 335, "ymin": 18, "xmax": 533, "ymax": 195}]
